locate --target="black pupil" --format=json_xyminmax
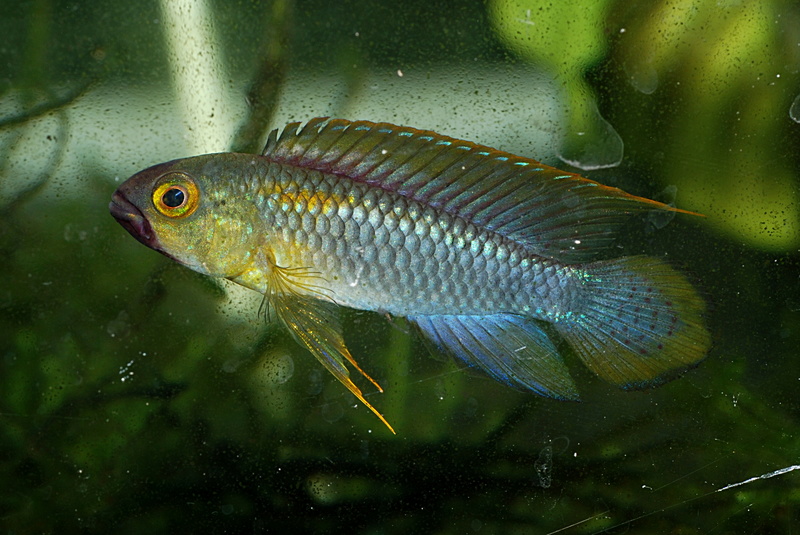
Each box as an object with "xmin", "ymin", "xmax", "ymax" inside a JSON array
[{"xmin": 162, "ymin": 188, "xmax": 185, "ymax": 208}]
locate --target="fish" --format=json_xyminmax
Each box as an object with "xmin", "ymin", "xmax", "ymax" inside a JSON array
[{"xmin": 109, "ymin": 117, "xmax": 710, "ymax": 433}]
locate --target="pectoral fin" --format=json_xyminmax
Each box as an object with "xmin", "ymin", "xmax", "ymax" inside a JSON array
[{"xmin": 266, "ymin": 263, "xmax": 395, "ymax": 434}]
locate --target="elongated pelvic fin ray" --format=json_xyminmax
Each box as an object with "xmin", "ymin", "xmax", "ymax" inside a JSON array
[
  {"xmin": 263, "ymin": 118, "xmax": 700, "ymax": 262},
  {"xmin": 266, "ymin": 261, "xmax": 395, "ymax": 434},
  {"xmin": 410, "ymin": 313, "xmax": 579, "ymax": 400}
]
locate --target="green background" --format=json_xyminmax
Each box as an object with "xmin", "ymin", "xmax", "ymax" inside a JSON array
[{"xmin": 2, "ymin": 0, "xmax": 799, "ymax": 532}]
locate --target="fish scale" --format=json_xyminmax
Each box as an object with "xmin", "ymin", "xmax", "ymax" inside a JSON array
[
  {"xmin": 110, "ymin": 117, "xmax": 710, "ymax": 433},
  {"xmin": 249, "ymin": 162, "xmax": 558, "ymax": 318}
]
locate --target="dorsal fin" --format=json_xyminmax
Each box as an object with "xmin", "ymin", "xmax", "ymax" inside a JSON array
[{"xmin": 262, "ymin": 118, "xmax": 695, "ymax": 262}]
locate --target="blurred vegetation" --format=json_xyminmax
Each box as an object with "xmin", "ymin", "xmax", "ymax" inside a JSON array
[
  {"xmin": 492, "ymin": 0, "xmax": 800, "ymax": 250},
  {"xmin": 1, "ymin": 0, "xmax": 799, "ymax": 533}
]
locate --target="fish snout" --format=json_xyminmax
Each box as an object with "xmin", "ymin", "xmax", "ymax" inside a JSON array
[{"xmin": 109, "ymin": 191, "xmax": 159, "ymax": 249}]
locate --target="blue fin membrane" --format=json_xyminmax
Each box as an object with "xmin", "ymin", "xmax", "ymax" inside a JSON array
[
  {"xmin": 554, "ymin": 256, "xmax": 710, "ymax": 388},
  {"xmin": 409, "ymin": 314, "xmax": 579, "ymax": 400},
  {"xmin": 262, "ymin": 118, "xmax": 697, "ymax": 263}
]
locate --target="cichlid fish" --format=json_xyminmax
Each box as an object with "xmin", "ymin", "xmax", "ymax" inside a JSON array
[{"xmin": 109, "ymin": 118, "xmax": 710, "ymax": 433}]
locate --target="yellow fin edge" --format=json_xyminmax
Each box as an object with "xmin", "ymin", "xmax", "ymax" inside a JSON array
[{"xmin": 265, "ymin": 258, "xmax": 396, "ymax": 434}]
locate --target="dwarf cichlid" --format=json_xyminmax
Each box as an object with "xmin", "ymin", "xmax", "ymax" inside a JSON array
[{"xmin": 109, "ymin": 118, "xmax": 710, "ymax": 433}]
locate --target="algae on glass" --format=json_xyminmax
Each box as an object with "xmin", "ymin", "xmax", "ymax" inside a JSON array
[{"xmin": 0, "ymin": 0, "xmax": 798, "ymax": 532}]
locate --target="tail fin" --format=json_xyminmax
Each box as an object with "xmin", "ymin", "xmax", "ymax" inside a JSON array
[{"xmin": 554, "ymin": 256, "xmax": 710, "ymax": 389}]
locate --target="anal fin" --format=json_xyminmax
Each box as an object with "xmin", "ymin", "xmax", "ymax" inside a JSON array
[{"xmin": 409, "ymin": 314, "xmax": 578, "ymax": 400}]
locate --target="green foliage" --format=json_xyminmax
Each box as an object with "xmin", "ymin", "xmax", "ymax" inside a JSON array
[{"xmin": 1, "ymin": 0, "xmax": 799, "ymax": 533}]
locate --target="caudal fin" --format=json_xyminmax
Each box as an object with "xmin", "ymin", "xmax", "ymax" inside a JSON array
[{"xmin": 554, "ymin": 256, "xmax": 710, "ymax": 389}]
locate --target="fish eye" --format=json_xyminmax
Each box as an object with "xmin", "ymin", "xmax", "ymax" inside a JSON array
[
  {"xmin": 162, "ymin": 187, "xmax": 185, "ymax": 208},
  {"xmin": 152, "ymin": 173, "xmax": 200, "ymax": 218}
]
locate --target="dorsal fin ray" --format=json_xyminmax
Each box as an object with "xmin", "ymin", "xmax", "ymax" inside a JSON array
[{"xmin": 262, "ymin": 118, "xmax": 697, "ymax": 262}]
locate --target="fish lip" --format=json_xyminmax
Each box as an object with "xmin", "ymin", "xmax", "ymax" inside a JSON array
[{"xmin": 109, "ymin": 191, "xmax": 159, "ymax": 249}]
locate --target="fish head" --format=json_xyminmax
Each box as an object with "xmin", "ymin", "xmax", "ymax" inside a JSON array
[{"xmin": 110, "ymin": 155, "xmax": 261, "ymax": 278}]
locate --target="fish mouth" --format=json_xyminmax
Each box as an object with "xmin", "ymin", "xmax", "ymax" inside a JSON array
[{"xmin": 109, "ymin": 191, "xmax": 159, "ymax": 249}]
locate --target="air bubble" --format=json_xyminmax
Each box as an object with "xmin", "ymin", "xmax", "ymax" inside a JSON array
[
  {"xmin": 106, "ymin": 310, "xmax": 130, "ymax": 338},
  {"xmin": 261, "ymin": 351, "xmax": 295, "ymax": 384},
  {"xmin": 625, "ymin": 61, "xmax": 659, "ymax": 95},
  {"xmin": 557, "ymin": 101, "xmax": 624, "ymax": 171},
  {"xmin": 790, "ymin": 94, "xmax": 800, "ymax": 123},
  {"xmin": 322, "ymin": 401, "xmax": 344, "ymax": 424}
]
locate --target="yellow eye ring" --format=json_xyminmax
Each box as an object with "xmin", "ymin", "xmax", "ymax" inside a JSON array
[{"xmin": 152, "ymin": 173, "xmax": 200, "ymax": 218}]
